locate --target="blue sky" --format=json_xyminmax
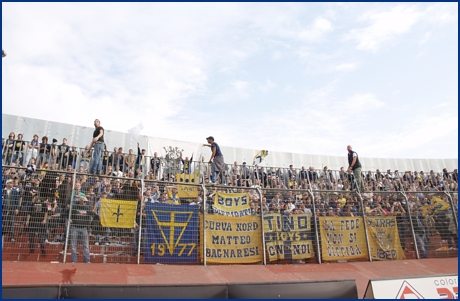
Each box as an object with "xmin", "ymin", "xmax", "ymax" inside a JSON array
[{"xmin": 2, "ymin": 3, "xmax": 458, "ymax": 159}]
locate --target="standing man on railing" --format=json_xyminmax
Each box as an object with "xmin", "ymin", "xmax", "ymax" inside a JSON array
[
  {"xmin": 89, "ymin": 119, "xmax": 104, "ymax": 175},
  {"xmin": 203, "ymin": 136, "xmax": 227, "ymax": 185},
  {"xmin": 347, "ymin": 145, "xmax": 365, "ymax": 193}
]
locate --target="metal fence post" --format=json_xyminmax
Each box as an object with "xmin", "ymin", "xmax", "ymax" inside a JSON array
[
  {"xmin": 356, "ymin": 192, "xmax": 373, "ymax": 262},
  {"xmin": 202, "ymin": 184, "xmax": 207, "ymax": 267},
  {"xmin": 399, "ymin": 192, "xmax": 419, "ymax": 259},
  {"xmin": 307, "ymin": 190, "xmax": 321, "ymax": 264},
  {"xmin": 62, "ymin": 170, "xmax": 77, "ymax": 263},
  {"xmin": 444, "ymin": 191, "xmax": 458, "ymax": 233},
  {"xmin": 137, "ymin": 179, "xmax": 145, "ymax": 264},
  {"xmin": 256, "ymin": 188, "xmax": 266, "ymax": 265}
]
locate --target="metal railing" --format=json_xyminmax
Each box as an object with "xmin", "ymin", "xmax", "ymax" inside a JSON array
[{"xmin": 2, "ymin": 163, "xmax": 457, "ymax": 264}]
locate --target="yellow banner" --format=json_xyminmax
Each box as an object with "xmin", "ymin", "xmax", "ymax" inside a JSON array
[
  {"xmin": 263, "ymin": 213, "xmax": 314, "ymax": 261},
  {"xmin": 420, "ymin": 205, "xmax": 433, "ymax": 217},
  {"xmin": 201, "ymin": 215, "xmax": 263, "ymax": 263},
  {"xmin": 175, "ymin": 174, "xmax": 199, "ymax": 198},
  {"xmin": 176, "ymin": 173, "xmax": 198, "ymax": 184},
  {"xmin": 100, "ymin": 198, "xmax": 137, "ymax": 228},
  {"xmin": 365, "ymin": 216, "xmax": 405, "ymax": 260},
  {"xmin": 212, "ymin": 192, "xmax": 251, "ymax": 217},
  {"xmin": 431, "ymin": 196, "xmax": 450, "ymax": 213},
  {"xmin": 177, "ymin": 185, "xmax": 199, "ymax": 198},
  {"xmin": 320, "ymin": 216, "xmax": 368, "ymax": 261}
]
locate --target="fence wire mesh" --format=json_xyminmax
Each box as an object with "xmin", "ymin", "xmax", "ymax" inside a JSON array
[{"xmin": 1, "ymin": 163, "xmax": 457, "ymax": 265}]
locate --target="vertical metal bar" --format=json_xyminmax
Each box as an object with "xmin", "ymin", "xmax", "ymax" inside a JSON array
[
  {"xmin": 308, "ymin": 190, "xmax": 321, "ymax": 264},
  {"xmin": 62, "ymin": 170, "xmax": 77, "ymax": 263},
  {"xmin": 257, "ymin": 188, "xmax": 267, "ymax": 265},
  {"xmin": 444, "ymin": 191, "xmax": 458, "ymax": 232},
  {"xmin": 400, "ymin": 192, "xmax": 419, "ymax": 259},
  {"xmin": 137, "ymin": 179, "xmax": 144, "ymax": 264},
  {"xmin": 357, "ymin": 192, "xmax": 373, "ymax": 262},
  {"xmin": 202, "ymin": 184, "xmax": 207, "ymax": 267}
]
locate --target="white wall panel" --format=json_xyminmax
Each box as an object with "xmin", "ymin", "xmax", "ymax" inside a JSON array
[{"xmin": 2, "ymin": 113, "xmax": 457, "ymax": 173}]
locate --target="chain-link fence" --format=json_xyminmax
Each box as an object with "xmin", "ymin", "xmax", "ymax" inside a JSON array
[{"xmin": 2, "ymin": 164, "xmax": 457, "ymax": 264}]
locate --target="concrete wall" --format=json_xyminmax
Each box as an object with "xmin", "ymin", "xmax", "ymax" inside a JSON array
[{"xmin": 2, "ymin": 113, "xmax": 457, "ymax": 172}]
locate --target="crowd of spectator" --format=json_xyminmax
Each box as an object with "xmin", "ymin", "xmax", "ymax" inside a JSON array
[
  {"xmin": 2, "ymin": 131, "xmax": 458, "ymax": 194},
  {"xmin": 2, "ymin": 131, "xmax": 458, "ymax": 259}
]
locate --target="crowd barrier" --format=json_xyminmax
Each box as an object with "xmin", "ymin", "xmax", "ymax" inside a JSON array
[
  {"xmin": 2, "ymin": 165, "xmax": 457, "ymax": 265},
  {"xmin": 2, "ymin": 138, "xmax": 458, "ymax": 194}
]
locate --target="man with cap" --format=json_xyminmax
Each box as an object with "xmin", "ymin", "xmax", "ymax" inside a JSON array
[
  {"xmin": 69, "ymin": 196, "xmax": 93, "ymax": 263},
  {"xmin": 203, "ymin": 136, "xmax": 228, "ymax": 185}
]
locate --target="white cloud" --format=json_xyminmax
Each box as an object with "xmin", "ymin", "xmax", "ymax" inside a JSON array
[
  {"xmin": 349, "ymin": 93, "xmax": 384, "ymax": 110},
  {"xmin": 345, "ymin": 5, "xmax": 423, "ymax": 51},
  {"xmin": 271, "ymin": 51, "xmax": 282, "ymax": 60},
  {"xmin": 420, "ymin": 31, "xmax": 433, "ymax": 45},
  {"xmin": 424, "ymin": 3, "xmax": 458, "ymax": 25},
  {"xmin": 258, "ymin": 79, "xmax": 277, "ymax": 93},
  {"xmin": 298, "ymin": 17, "xmax": 333, "ymax": 42},
  {"xmin": 1, "ymin": 3, "xmax": 457, "ymax": 161},
  {"xmin": 334, "ymin": 63, "xmax": 357, "ymax": 72}
]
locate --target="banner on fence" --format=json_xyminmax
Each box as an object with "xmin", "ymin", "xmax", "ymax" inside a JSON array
[
  {"xmin": 201, "ymin": 215, "xmax": 263, "ymax": 263},
  {"xmin": 175, "ymin": 174, "xmax": 199, "ymax": 198},
  {"xmin": 365, "ymin": 216, "xmax": 405, "ymax": 260},
  {"xmin": 144, "ymin": 203, "xmax": 199, "ymax": 263},
  {"xmin": 100, "ymin": 198, "xmax": 137, "ymax": 228},
  {"xmin": 263, "ymin": 213, "xmax": 314, "ymax": 262},
  {"xmin": 176, "ymin": 173, "xmax": 198, "ymax": 184},
  {"xmin": 320, "ymin": 216, "xmax": 368, "ymax": 261},
  {"xmin": 212, "ymin": 192, "xmax": 251, "ymax": 217}
]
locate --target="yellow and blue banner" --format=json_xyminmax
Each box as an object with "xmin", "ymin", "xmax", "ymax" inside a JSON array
[
  {"xmin": 253, "ymin": 150, "xmax": 268, "ymax": 165},
  {"xmin": 263, "ymin": 213, "xmax": 314, "ymax": 262},
  {"xmin": 100, "ymin": 198, "xmax": 137, "ymax": 228},
  {"xmin": 319, "ymin": 216, "xmax": 368, "ymax": 261},
  {"xmin": 201, "ymin": 214, "xmax": 263, "ymax": 264},
  {"xmin": 144, "ymin": 203, "xmax": 199, "ymax": 263},
  {"xmin": 365, "ymin": 216, "xmax": 405, "ymax": 260},
  {"xmin": 431, "ymin": 196, "xmax": 450, "ymax": 213},
  {"xmin": 212, "ymin": 192, "xmax": 251, "ymax": 217}
]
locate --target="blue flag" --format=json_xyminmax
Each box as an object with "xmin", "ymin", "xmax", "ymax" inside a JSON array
[{"xmin": 144, "ymin": 203, "xmax": 199, "ymax": 263}]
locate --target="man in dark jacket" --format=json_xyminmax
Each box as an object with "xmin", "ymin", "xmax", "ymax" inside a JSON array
[{"xmin": 69, "ymin": 196, "xmax": 93, "ymax": 263}]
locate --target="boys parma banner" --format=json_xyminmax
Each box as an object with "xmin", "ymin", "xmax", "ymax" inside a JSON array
[
  {"xmin": 212, "ymin": 192, "xmax": 251, "ymax": 217},
  {"xmin": 144, "ymin": 203, "xmax": 199, "ymax": 263},
  {"xmin": 201, "ymin": 214, "xmax": 263, "ymax": 263},
  {"xmin": 263, "ymin": 213, "xmax": 314, "ymax": 262},
  {"xmin": 365, "ymin": 216, "xmax": 405, "ymax": 260},
  {"xmin": 320, "ymin": 216, "xmax": 368, "ymax": 261},
  {"xmin": 100, "ymin": 198, "xmax": 137, "ymax": 228}
]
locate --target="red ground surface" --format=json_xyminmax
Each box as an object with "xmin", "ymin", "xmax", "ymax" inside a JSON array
[{"xmin": 2, "ymin": 258, "xmax": 457, "ymax": 298}]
